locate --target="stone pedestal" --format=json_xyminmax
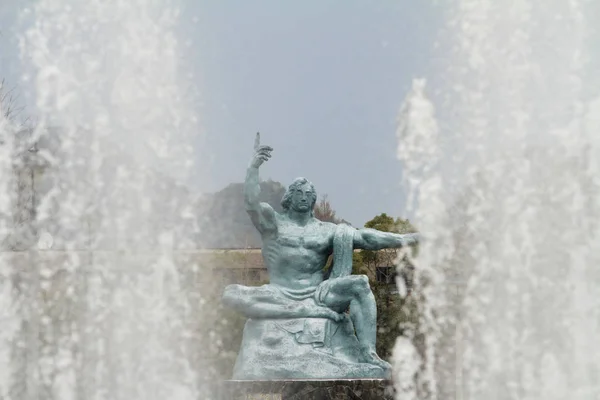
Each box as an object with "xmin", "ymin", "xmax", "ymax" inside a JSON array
[
  {"xmin": 233, "ymin": 318, "xmax": 387, "ymax": 379},
  {"xmin": 221, "ymin": 379, "xmax": 395, "ymax": 400}
]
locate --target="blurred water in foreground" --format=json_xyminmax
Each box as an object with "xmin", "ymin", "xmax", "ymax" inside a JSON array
[
  {"xmin": 395, "ymin": 1, "xmax": 600, "ymax": 399},
  {"xmin": 0, "ymin": 1, "xmax": 214, "ymax": 399}
]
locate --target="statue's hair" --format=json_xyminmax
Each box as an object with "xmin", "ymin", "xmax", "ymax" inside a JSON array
[{"xmin": 281, "ymin": 177, "xmax": 317, "ymax": 215}]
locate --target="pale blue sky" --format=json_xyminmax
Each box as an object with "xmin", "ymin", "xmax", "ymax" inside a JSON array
[
  {"xmin": 184, "ymin": 1, "xmax": 441, "ymax": 225},
  {"xmin": 1, "ymin": 1, "xmax": 442, "ymax": 226}
]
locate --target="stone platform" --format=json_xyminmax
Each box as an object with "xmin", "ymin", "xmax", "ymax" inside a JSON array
[
  {"xmin": 220, "ymin": 379, "xmax": 395, "ymax": 400},
  {"xmin": 232, "ymin": 317, "xmax": 388, "ymax": 379}
]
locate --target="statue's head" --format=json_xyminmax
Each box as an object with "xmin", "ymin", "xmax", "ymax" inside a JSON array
[{"xmin": 281, "ymin": 177, "xmax": 317, "ymax": 215}]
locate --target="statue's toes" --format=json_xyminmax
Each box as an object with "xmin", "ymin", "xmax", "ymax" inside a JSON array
[
  {"xmin": 377, "ymin": 359, "xmax": 392, "ymax": 372},
  {"xmin": 361, "ymin": 349, "xmax": 391, "ymax": 371}
]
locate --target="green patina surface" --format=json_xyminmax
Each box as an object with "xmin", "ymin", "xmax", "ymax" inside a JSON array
[{"xmin": 222, "ymin": 133, "xmax": 419, "ymax": 379}]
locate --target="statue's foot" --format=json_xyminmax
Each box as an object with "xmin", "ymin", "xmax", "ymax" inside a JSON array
[{"xmin": 359, "ymin": 346, "xmax": 392, "ymax": 372}]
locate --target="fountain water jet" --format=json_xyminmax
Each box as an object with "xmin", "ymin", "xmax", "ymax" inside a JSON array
[
  {"xmin": 0, "ymin": 1, "xmax": 213, "ymax": 399},
  {"xmin": 396, "ymin": 1, "xmax": 600, "ymax": 399}
]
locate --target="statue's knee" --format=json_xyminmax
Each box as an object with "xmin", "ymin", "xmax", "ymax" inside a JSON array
[
  {"xmin": 222, "ymin": 284, "xmax": 243, "ymax": 306},
  {"xmin": 354, "ymin": 274, "xmax": 370, "ymax": 287},
  {"xmin": 352, "ymin": 275, "xmax": 371, "ymax": 296},
  {"xmin": 223, "ymin": 283, "xmax": 239, "ymax": 297}
]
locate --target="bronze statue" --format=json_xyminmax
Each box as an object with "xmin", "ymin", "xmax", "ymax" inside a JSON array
[{"xmin": 222, "ymin": 133, "xmax": 419, "ymax": 379}]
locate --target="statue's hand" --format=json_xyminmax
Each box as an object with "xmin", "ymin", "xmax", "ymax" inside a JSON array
[
  {"xmin": 302, "ymin": 304, "xmax": 344, "ymax": 322},
  {"xmin": 250, "ymin": 132, "xmax": 273, "ymax": 168}
]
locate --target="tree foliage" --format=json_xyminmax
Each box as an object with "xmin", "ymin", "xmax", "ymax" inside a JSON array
[
  {"xmin": 364, "ymin": 212, "xmax": 417, "ymax": 233},
  {"xmin": 313, "ymin": 194, "xmax": 341, "ymax": 224},
  {"xmin": 1, "ymin": 78, "xmax": 23, "ymax": 121},
  {"xmin": 360, "ymin": 213, "xmax": 417, "ymax": 278}
]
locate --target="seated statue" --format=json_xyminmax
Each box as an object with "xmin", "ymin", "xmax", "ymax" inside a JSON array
[{"xmin": 222, "ymin": 133, "xmax": 419, "ymax": 380}]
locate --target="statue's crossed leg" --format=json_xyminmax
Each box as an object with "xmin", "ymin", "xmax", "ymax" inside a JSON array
[{"xmin": 223, "ymin": 283, "xmax": 343, "ymax": 322}]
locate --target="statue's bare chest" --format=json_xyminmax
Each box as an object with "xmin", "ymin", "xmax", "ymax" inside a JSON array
[{"xmin": 274, "ymin": 220, "xmax": 332, "ymax": 251}]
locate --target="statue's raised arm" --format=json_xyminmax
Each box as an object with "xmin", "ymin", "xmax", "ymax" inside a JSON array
[{"xmin": 244, "ymin": 132, "xmax": 277, "ymax": 233}]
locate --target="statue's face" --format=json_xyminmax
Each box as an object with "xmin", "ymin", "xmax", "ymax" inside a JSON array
[{"xmin": 290, "ymin": 183, "xmax": 315, "ymax": 213}]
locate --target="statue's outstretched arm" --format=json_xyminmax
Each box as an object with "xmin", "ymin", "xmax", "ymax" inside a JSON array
[
  {"xmin": 244, "ymin": 132, "xmax": 277, "ymax": 233},
  {"xmin": 353, "ymin": 228, "xmax": 419, "ymax": 251}
]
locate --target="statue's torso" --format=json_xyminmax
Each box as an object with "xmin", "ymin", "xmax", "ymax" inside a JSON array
[{"xmin": 261, "ymin": 215, "xmax": 336, "ymax": 290}]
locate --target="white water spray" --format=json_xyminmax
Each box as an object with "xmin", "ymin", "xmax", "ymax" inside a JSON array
[
  {"xmin": 0, "ymin": 1, "xmax": 212, "ymax": 399},
  {"xmin": 396, "ymin": 1, "xmax": 600, "ymax": 399}
]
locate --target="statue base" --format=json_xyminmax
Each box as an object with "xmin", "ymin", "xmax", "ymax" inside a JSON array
[
  {"xmin": 233, "ymin": 318, "xmax": 388, "ymax": 380},
  {"xmin": 220, "ymin": 379, "xmax": 395, "ymax": 400}
]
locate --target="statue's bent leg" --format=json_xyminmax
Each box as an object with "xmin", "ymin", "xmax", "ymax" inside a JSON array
[
  {"xmin": 319, "ymin": 275, "xmax": 390, "ymax": 370},
  {"xmin": 319, "ymin": 275, "xmax": 375, "ymax": 346}
]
